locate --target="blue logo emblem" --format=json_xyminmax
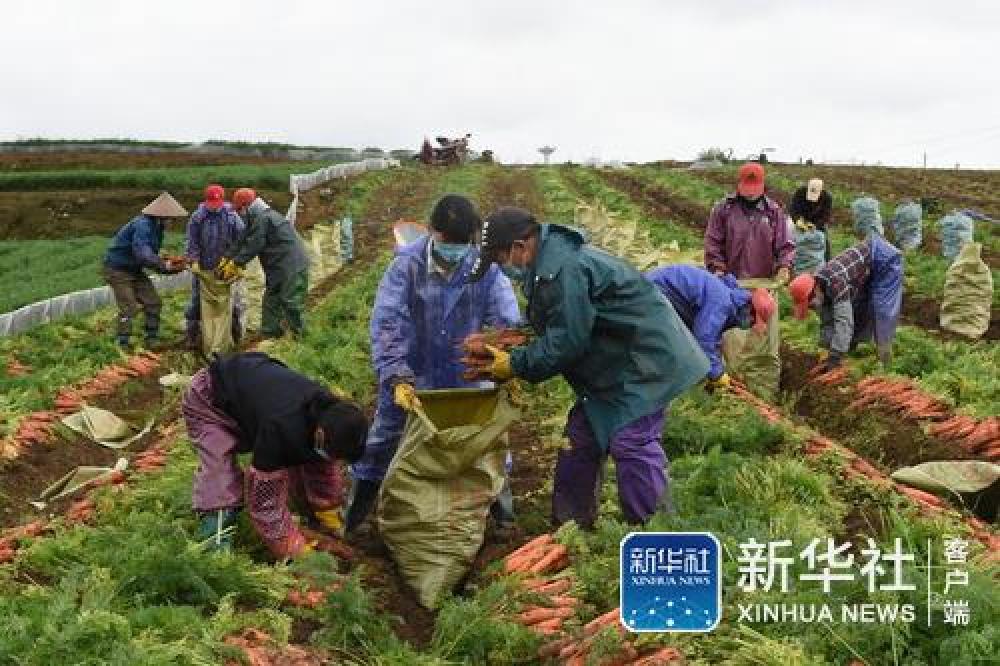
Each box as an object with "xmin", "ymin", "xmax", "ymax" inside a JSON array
[{"xmin": 620, "ymin": 532, "xmax": 721, "ymax": 632}]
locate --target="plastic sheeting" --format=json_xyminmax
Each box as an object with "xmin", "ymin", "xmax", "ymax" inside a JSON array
[
  {"xmin": 378, "ymin": 387, "xmax": 516, "ymax": 608},
  {"xmin": 0, "ymin": 272, "xmax": 191, "ymax": 337},
  {"xmin": 851, "ymin": 196, "xmax": 884, "ymax": 238},
  {"xmin": 939, "ymin": 211, "xmax": 975, "ymax": 260},
  {"xmin": 61, "ymin": 406, "xmax": 153, "ymax": 449},
  {"xmin": 891, "ymin": 201, "xmax": 923, "ymax": 251},
  {"xmin": 940, "ymin": 242, "xmax": 993, "ymax": 339}
]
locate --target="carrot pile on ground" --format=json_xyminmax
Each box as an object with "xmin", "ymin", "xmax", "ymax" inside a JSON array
[
  {"xmin": 5, "ymin": 358, "xmax": 31, "ymax": 377},
  {"xmin": 0, "ymin": 521, "xmax": 49, "ymax": 563}
]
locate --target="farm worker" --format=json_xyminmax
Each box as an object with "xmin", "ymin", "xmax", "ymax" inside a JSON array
[
  {"xmin": 704, "ymin": 162, "xmax": 795, "ymax": 282},
  {"xmin": 219, "ymin": 188, "xmax": 310, "ymax": 338},
  {"xmin": 345, "ymin": 194, "xmax": 520, "ymax": 533},
  {"xmin": 182, "ymin": 352, "xmax": 368, "ymax": 557},
  {"xmin": 788, "ymin": 235, "xmax": 903, "ymax": 373},
  {"xmin": 703, "ymin": 162, "xmax": 794, "ymax": 398},
  {"xmin": 102, "ymin": 192, "xmax": 188, "ymax": 348},
  {"xmin": 645, "ymin": 264, "xmax": 777, "ymax": 389},
  {"xmin": 184, "ymin": 184, "xmax": 246, "ymax": 349},
  {"xmin": 789, "ymin": 178, "xmax": 834, "ymax": 260},
  {"xmin": 468, "ymin": 207, "xmax": 709, "ymax": 528}
]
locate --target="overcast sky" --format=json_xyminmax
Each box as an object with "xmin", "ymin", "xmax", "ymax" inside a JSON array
[{"xmin": 2, "ymin": 1, "xmax": 998, "ymax": 167}]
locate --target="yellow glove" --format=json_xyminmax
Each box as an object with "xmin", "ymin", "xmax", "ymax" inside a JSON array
[
  {"xmin": 191, "ymin": 261, "xmax": 202, "ymax": 275},
  {"xmin": 485, "ymin": 344, "xmax": 513, "ymax": 381},
  {"xmin": 216, "ymin": 257, "xmax": 242, "ymax": 282},
  {"xmin": 300, "ymin": 541, "xmax": 316, "ymax": 556},
  {"xmin": 314, "ymin": 508, "xmax": 344, "ymax": 533},
  {"xmin": 393, "ymin": 383, "xmax": 421, "ymax": 411},
  {"xmin": 775, "ymin": 266, "xmax": 791, "ymax": 285},
  {"xmin": 705, "ymin": 373, "xmax": 731, "ymax": 391},
  {"xmin": 817, "ymin": 349, "xmax": 830, "ymax": 363}
]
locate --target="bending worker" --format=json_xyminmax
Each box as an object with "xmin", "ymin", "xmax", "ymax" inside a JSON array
[
  {"xmin": 345, "ymin": 194, "xmax": 520, "ymax": 532},
  {"xmin": 102, "ymin": 192, "xmax": 188, "ymax": 349},
  {"xmin": 645, "ymin": 264, "xmax": 776, "ymax": 389},
  {"xmin": 467, "ymin": 207, "xmax": 708, "ymax": 528},
  {"xmin": 184, "ymin": 184, "xmax": 245, "ymax": 349},
  {"xmin": 218, "ymin": 188, "xmax": 309, "ymax": 338},
  {"xmin": 182, "ymin": 352, "xmax": 368, "ymax": 558},
  {"xmin": 788, "ymin": 235, "xmax": 903, "ymax": 374}
]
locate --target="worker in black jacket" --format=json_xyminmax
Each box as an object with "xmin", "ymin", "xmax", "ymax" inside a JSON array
[
  {"xmin": 789, "ymin": 178, "xmax": 834, "ymax": 260},
  {"xmin": 182, "ymin": 352, "xmax": 367, "ymax": 557}
]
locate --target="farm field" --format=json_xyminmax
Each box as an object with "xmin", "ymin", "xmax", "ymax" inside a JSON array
[{"xmin": 0, "ymin": 161, "xmax": 997, "ymax": 665}]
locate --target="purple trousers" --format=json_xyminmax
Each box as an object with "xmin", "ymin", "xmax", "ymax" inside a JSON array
[{"xmin": 552, "ymin": 403, "xmax": 669, "ymax": 528}]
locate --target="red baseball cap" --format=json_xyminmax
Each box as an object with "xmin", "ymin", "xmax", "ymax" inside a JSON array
[
  {"xmin": 737, "ymin": 163, "xmax": 765, "ymax": 199},
  {"xmin": 203, "ymin": 184, "xmax": 225, "ymax": 212}
]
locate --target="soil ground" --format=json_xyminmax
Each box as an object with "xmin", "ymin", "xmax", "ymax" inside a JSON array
[
  {"xmin": 0, "ymin": 189, "xmax": 292, "ymax": 240},
  {"xmin": 0, "ymin": 150, "xmax": 294, "ymax": 172}
]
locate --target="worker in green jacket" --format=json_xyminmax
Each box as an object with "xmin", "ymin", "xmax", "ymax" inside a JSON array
[
  {"xmin": 468, "ymin": 207, "xmax": 709, "ymax": 527},
  {"xmin": 218, "ymin": 188, "xmax": 310, "ymax": 338}
]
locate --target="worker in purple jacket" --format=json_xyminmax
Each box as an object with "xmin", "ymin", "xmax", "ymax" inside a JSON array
[
  {"xmin": 184, "ymin": 184, "xmax": 246, "ymax": 350},
  {"xmin": 704, "ymin": 162, "xmax": 795, "ymax": 282},
  {"xmin": 702, "ymin": 163, "xmax": 794, "ymax": 397}
]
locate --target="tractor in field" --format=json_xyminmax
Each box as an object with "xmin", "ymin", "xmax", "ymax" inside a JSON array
[{"xmin": 415, "ymin": 133, "xmax": 471, "ymax": 166}]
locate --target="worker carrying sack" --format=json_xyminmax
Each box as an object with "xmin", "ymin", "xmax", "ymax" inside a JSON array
[
  {"xmin": 939, "ymin": 211, "xmax": 975, "ymax": 260},
  {"xmin": 378, "ymin": 387, "xmax": 517, "ymax": 608},
  {"xmin": 793, "ymin": 220, "xmax": 826, "ymax": 275},
  {"xmin": 940, "ymin": 242, "xmax": 993, "ymax": 339},
  {"xmin": 892, "ymin": 201, "xmax": 923, "ymax": 251},
  {"xmin": 851, "ymin": 196, "xmax": 884, "ymax": 238}
]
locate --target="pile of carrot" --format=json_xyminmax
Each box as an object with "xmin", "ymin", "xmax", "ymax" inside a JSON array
[
  {"xmin": 5, "ymin": 358, "xmax": 31, "ymax": 377},
  {"xmin": 223, "ymin": 628, "xmax": 322, "ymax": 666},
  {"xmin": 133, "ymin": 445, "xmax": 168, "ymax": 472},
  {"xmin": 66, "ymin": 498, "xmax": 96, "ymax": 524},
  {"xmin": 460, "ymin": 328, "xmax": 532, "ymax": 380},
  {"xmin": 285, "ymin": 587, "xmax": 328, "ymax": 609},
  {"xmin": 300, "ymin": 527, "xmax": 356, "ymax": 561},
  {"xmin": 929, "ymin": 415, "xmax": 999, "ymax": 460},
  {"xmin": 0, "ymin": 520, "xmax": 50, "ymax": 564},
  {"xmin": 504, "ymin": 534, "xmax": 570, "ymax": 576},
  {"xmin": 811, "ymin": 366, "xmax": 849, "ymax": 386},
  {"xmin": 537, "ymin": 607, "xmax": 684, "ymax": 665},
  {"xmin": 5, "ymin": 410, "xmax": 60, "ymax": 453},
  {"xmin": 847, "ymin": 376, "xmax": 949, "ymax": 420}
]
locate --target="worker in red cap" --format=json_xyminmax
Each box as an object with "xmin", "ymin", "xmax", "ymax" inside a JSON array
[
  {"xmin": 788, "ymin": 235, "xmax": 903, "ymax": 373},
  {"xmin": 704, "ymin": 162, "xmax": 795, "ymax": 281},
  {"xmin": 184, "ymin": 184, "xmax": 245, "ymax": 350},
  {"xmin": 218, "ymin": 188, "xmax": 309, "ymax": 338},
  {"xmin": 645, "ymin": 264, "xmax": 776, "ymax": 389},
  {"xmin": 703, "ymin": 162, "xmax": 794, "ymax": 398}
]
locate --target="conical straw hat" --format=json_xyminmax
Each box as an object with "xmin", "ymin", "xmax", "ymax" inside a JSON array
[{"xmin": 142, "ymin": 192, "xmax": 188, "ymax": 217}]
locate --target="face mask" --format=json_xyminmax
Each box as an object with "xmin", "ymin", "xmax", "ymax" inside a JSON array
[
  {"xmin": 501, "ymin": 263, "xmax": 527, "ymax": 283},
  {"xmin": 433, "ymin": 241, "xmax": 471, "ymax": 266}
]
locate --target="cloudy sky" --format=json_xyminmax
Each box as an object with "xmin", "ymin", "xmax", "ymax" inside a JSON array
[{"xmin": 2, "ymin": 0, "xmax": 998, "ymax": 167}]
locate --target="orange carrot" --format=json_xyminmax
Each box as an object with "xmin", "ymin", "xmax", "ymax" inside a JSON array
[
  {"xmin": 583, "ymin": 608, "xmax": 622, "ymax": 636},
  {"xmin": 546, "ymin": 595, "xmax": 580, "ymax": 608},
  {"xmin": 528, "ymin": 544, "xmax": 569, "ymax": 573},
  {"xmin": 897, "ymin": 485, "xmax": 945, "ymax": 508},
  {"xmin": 529, "ymin": 578, "xmax": 573, "ymax": 596},
  {"xmin": 538, "ymin": 636, "xmax": 575, "ymax": 659},
  {"xmin": 631, "ymin": 646, "xmax": 685, "ymax": 665},
  {"xmin": 531, "ymin": 617, "xmax": 565, "ymax": 632},
  {"xmin": 508, "ymin": 533, "xmax": 554, "ymax": 560},
  {"xmin": 516, "ymin": 606, "xmax": 574, "ymax": 625}
]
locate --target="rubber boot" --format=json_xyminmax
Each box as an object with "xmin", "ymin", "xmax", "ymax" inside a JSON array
[
  {"xmin": 345, "ymin": 479, "xmax": 381, "ymax": 534},
  {"xmin": 489, "ymin": 478, "xmax": 515, "ymax": 529},
  {"xmin": 196, "ymin": 508, "xmax": 241, "ymax": 551}
]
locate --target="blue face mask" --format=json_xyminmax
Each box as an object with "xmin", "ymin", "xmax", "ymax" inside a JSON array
[
  {"xmin": 501, "ymin": 263, "xmax": 527, "ymax": 283},
  {"xmin": 433, "ymin": 241, "xmax": 471, "ymax": 266}
]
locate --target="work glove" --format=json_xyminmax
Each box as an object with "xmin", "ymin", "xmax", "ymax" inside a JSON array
[
  {"xmin": 817, "ymin": 349, "xmax": 830, "ymax": 363},
  {"xmin": 393, "ymin": 383, "xmax": 421, "ymax": 411},
  {"xmin": 794, "ymin": 218, "xmax": 813, "ymax": 232},
  {"xmin": 705, "ymin": 373, "xmax": 732, "ymax": 392},
  {"xmin": 484, "ymin": 344, "xmax": 513, "ymax": 381},
  {"xmin": 775, "ymin": 266, "xmax": 791, "ymax": 285},
  {"xmin": 216, "ymin": 257, "xmax": 243, "ymax": 282},
  {"xmin": 314, "ymin": 508, "xmax": 344, "ymax": 534}
]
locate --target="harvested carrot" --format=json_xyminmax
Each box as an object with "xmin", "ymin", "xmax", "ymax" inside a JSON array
[
  {"xmin": 583, "ymin": 608, "xmax": 622, "ymax": 636},
  {"xmin": 528, "ymin": 577, "xmax": 573, "ymax": 596},
  {"xmin": 546, "ymin": 594, "xmax": 580, "ymax": 608},
  {"xmin": 897, "ymin": 485, "xmax": 945, "ymax": 508},
  {"xmin": 508, "ymin": 533, "xmax": 554, "ymax": 560},
  {"xmin": 538, "ymin": 636, "xmax": 574, "ymax": 659},
  {"xmin": 516, "ymin": 606, "xmax": 574, "ymax": 626},
  {"xmin": 631, "ymin": 646, "xmax": 685, "ymax": 665},
  {"xmin": 531, "ymin": 617, "xmax": 565, "ymax": 632},
  {"xmin": 528, "ymin": 544, "xmax": 569, "ymax": 574}
]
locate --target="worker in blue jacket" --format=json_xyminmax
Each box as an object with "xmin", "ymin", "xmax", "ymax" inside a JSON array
[
  {"xmin": 468, "ymin": 207, "xmax": 709, "ymax": 528},
  {"xmin": 102, "ymin": 192, "xmax": 188, "ymax": 348},
  {"xmin": 345, "ymin": 194, "xmax": 521, "ymax": 533},
  {"xmin": 645, "ymin": 265, "xmax": 776, "ymax": 388}
]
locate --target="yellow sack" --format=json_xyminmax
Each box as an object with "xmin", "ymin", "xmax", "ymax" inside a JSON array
[
  {"xmin": 721, "ymin": 301, "xmax": 781, "ymax": 400},
  {"xmin": 377, "ymin": 388, "xmax": 517, "ymax": 608},
  {"xmin": 940, "ymin": 243, "xmax": 993, "ymax": 340},
  {"xmin": 192, "ymin": 267, "xmax": 235, "ymax": 355}
]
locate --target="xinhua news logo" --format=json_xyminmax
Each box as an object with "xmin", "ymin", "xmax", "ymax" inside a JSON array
[{"xmin": 620, "ymin": 532, "xmax": 721, "ymax": 632}]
